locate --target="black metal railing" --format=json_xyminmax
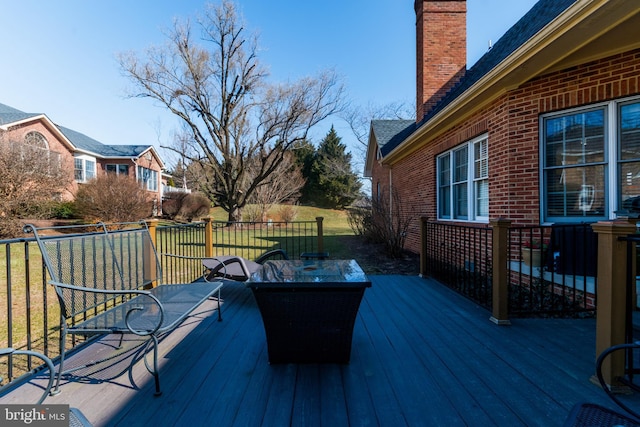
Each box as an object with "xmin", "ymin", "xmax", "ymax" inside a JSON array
[
  {"xmin": 156, "ymin": 222, "xmax": 208, "ymax": 285},
  {"xmin": 209, "ymin": 220, "xmax": 322, "ymax": 260},
  {"xmin": 423, "ymin": 221, "xmax": 598, "ymax": 317},
  {"xmin": 0, "ymin": 219, "xmax": 323, "ymax": 390},
  {"xmin": 508, "ymin": 224, "xmax": 597, "ymax": 317},
  {"xmin": 423, "ymin": 221, "xmax": 493, "ymax": 309}
]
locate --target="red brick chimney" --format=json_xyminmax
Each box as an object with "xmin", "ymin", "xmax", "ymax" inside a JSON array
[{"xmin": 415, "ymin": 0, "xmax": 467, "ymax": 121}]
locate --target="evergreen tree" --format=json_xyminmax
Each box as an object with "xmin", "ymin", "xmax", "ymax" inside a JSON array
[
  {"xmin": 292, "ymin": 139, "xmax": 316, "ymax": 203},
  {"xmin": 309, "ymin": 126, "xmax": 362, "ymax": 208}
]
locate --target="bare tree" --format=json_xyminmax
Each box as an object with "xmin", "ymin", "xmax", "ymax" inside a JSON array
[
  {"xmin": 0, "ymin": 133, "xmax": 73, "ymax": 237},
  {"xmin": 246, "ymin": 152, "xmax": 305, "ymax": 221},
  {"xmin": 340, "ymin": 101, "xmax": 414, "ymax": 183},
  {"xmin": 118, "ymin": 1, "xmax": 345, "ymax": 222},
  {"xmin": 342, "ymin": 101, "xmax": 415, "ymax": 148}
]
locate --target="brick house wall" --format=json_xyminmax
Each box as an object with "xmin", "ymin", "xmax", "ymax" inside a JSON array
[{"xmin": 387, "ymin": 48, "xmax": 640, "ymax": 254}]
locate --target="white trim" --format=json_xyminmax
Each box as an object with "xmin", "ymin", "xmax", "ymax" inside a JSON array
[
  {"xmin": 436, "ymin": 133, "xmax": 489, "ymax": 223},
  {"xmin": 540, "ymin": 94, "xmax": 640, "ymax": 222}
]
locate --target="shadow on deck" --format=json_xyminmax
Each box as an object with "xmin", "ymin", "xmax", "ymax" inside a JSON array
[{"xmin": 1, "ymin": 275, "xmax": 638, "ymax": 426}]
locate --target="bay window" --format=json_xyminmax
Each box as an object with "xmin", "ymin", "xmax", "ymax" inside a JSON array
[{"xmin": 437, "ymin": 134, "xmax": 488, "ymax": 221}]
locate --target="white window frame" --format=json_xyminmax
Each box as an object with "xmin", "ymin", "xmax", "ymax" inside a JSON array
[
  {"xmin": 540, "ymin": 95, "xmax": 640, "ymax": 223},
  {"xmin": 137, "ymin": 166, "xmax": 158, "ymax": 191},
  {"xmin": 74, "ymin": 155, "xmax": 96, "ymax": 183},
  {"xmin": 436, "ymin": 134, "xmax": 489, "ymax": 222}
]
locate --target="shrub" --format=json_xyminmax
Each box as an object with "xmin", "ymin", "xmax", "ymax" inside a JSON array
[
  {"xmin": 74, "ymin": 174, "xmax": 153, "ymax": 223},
  {"xmin": 177, "ymin": 193, "xmax": 211, "ymax": 222},
  {"xmin": 347, "ymin": 204, "xmax": 373, "ymax": 238},
  {"xmin": 276, "ymin": 205, "xmax": 298, "ymax": 223},
  {"xmin": 162, "ymin": 192, "xmax": 188, "ymax": 219},
  {"xmin": 162, "ymin": 192, "xmax": 210, "ymax": 222},
  {"xmin": 241, "ymin": 205, "xmax": 263, "ymax": 223},
  {"xmin": 51, "ymin": 201, "xmax": 77, "ymax": 219}
]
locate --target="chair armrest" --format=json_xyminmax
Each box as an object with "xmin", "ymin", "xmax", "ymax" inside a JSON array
[
  {"xmin": 50, "ymin": 281, "xmax": 164, "ymax": 336},
  {"xmin": 596, "ymin": 341, "xmax": 640, "ymax": 420},
  {"xmin": 50, "ymin": 280, "xmax": 152, "ymax": 297},
  {"xmin": 256, "ymin": 249, "xmax": 289, "ymax": 263},
  {"xmin": 1, "ymin": 348, "xmax": 55, "ymax": 404}
]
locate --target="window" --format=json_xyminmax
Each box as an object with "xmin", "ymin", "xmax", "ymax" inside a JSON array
[
  {"xmin": 437, "ymin": 134, "xmax": 488, "ymax": 221},
  {"xmin": 24, "ymin": 131, "xmax": 48, "ymax": 149},
  {"xmin": 137, "ymin": 166, "xmax": 158, "ymax": 191},
  {"xmin": 74, "ymin": 156, "xmax": 96, "ymax": 183},
  {"xmin": 106, "ymin": 164, "xmax": 129, "ymax": 175},
  {"xmin": 542, "ymin": 97, "xmax": 640, "ymax": 222},
  {"xmin": 618, "ymin": 102, "xmax": 640, "ymax": 212}
]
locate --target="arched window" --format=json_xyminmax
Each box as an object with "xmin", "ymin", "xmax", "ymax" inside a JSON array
[{"xmin": 24, "ymin": 131, "xmax": 48, "ymax": 150}]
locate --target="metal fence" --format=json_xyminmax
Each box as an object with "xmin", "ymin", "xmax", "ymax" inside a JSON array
[{"xmin": 0, "ymin": 219, "xmax": 323, "ymax": 391}]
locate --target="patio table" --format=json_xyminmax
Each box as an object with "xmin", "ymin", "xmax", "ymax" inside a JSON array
[{"xmin": 247, "ymin": 259, "xmax": 371, "ymax": 364}]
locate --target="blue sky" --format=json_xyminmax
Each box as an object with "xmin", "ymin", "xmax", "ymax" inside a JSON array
[{"xmin": 0, "ymin": 0, "xmax": 538, "ymax": 170}]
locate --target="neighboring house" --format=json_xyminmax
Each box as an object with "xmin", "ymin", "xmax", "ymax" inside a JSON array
[
  {"xmin": 366, "ymin": 0, "xmax": 640, "ymax": 254},
  {"xmin": 0, "ymin": 102, "xmax": 164, "ymax": 211}
]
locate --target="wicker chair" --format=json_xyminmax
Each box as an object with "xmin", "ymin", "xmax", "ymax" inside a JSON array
[{"xmin": 564, "ymin": 342, "xmax": 640, "ymax": 426}]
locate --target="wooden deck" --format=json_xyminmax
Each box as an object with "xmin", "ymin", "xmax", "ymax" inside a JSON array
[{"xmin": 2, "ymin": 274, "xmax": 638, "ymax": 426}]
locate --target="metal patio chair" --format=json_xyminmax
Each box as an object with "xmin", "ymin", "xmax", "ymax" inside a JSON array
[
  {"xmin": 564, "ymin": 341, "xmax": 640, "ymax": 426},
  {"xmin": 202, "ymin": 249, "xmax": 289, "ymax": 282},
  {"xmin": 1, "ymin": 348, "xmax": 92, "ymax": 426}
]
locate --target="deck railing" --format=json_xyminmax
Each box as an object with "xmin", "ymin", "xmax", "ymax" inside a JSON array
[
  {"xmin": 0, "ymin": 218, "xmax": 323, "ymax": 389},
  {"xmin": 422, "ymin": 221, "xmax": 493, "ymax": 309},
  {"xmin": 507, "ymin": 224, "xmax": 597, "ymax": 317},
  {"xmin": 422, "ymin": 220, "xmax": 598, "ymax": 317}
]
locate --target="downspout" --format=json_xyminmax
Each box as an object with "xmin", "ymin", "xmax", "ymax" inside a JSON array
[{"xmin": 389, "ymin": 168, "xmax": 393, "ymax": 220}]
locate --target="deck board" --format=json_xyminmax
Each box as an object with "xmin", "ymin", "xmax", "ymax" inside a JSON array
[{"xmin": 2, "ymin": 274, "xmax": 639, "ymax": 426}]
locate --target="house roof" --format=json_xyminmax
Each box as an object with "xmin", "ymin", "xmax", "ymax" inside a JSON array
[
  {"xmin": 57, "ymin": 126, "xmax": 150, "ymax": 158},
  {"xmin": 0, "ymin": 102, "xmax": 163, "ymax": 167},
  {"xmin": 420, "ymin": 0, "xmax": 577, "ymax": 125},
  {"xmin": 367, "ymin": 0, "xmax": 640, "ymax": 170},
  {"xmin": 0, "ymin": 102, "xmax": 42, "ymax": 125},
  {"xmin": 378, "ymin": 0, "xmax": 577, "ymax": 158},
  {"xmin": 370, "ymin": 120, "xmax": 416, "ymax": 154}
]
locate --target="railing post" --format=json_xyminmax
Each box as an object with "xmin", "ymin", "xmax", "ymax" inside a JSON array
[
  {"xmin": 316, "ymin": 217, "xmax": 324, "ymax": 253},
  {"xmin": 591, "ymin": 219, "xmax": 637, "ymax": 388},
  {"xmin": 420, "ymin": 217, "xmax": 428, "ymax": 276},
  {"xmin": 145, "ymin": 219, "xmax": 159, "ymax": 288},
  {"xmin": 204, "ymin": 217, "xmax": 214, "ymax": 258},
  {"xmin": 489, "ymin": 218, "xmax": 511, "ymax": 325}
]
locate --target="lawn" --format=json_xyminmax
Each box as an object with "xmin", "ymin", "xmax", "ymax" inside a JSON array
[{"xmin": 208, "ymin": 205, "xmax": 356, "ymax": 259}]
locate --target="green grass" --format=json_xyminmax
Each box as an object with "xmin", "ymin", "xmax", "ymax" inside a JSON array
[{"xmin": 208, "ymin": 205, "xmax": 355, "ymax": 258}]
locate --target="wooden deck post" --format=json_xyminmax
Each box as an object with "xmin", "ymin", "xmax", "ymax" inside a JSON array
[
  {"xmin": 420, "ymin": 217, "xmax": 428, "ymax": 276},
  {"xmin": 204, "ymin": 217, "xmax": 214, "ymax": 258},
  {"xmin": 591, "ymin": 219, "xmax": 637, "ymax": 388},
  {"xmin": 145, "ymin": 219, "xmax": 159, "ymax": 288},
  {"xmin": 316, "ymin": 217, "xmax": 324, "ymax": 253},
  {"xmin": 489, "ymin": 218, "xmax": 511, "ymax": 325}
]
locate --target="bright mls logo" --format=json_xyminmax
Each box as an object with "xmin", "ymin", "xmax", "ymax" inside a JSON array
[{"xmin": 1, "ymin": 405, "xmax": 68, "ymax": 426}]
